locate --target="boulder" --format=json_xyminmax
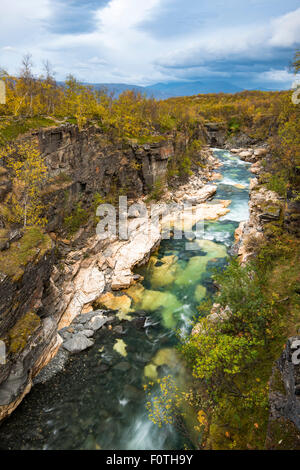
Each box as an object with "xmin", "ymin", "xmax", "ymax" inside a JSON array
[
  {"xmin": 62, "ymin": 333, "xmax": 94, "ymax": 353},
  {"xmin": 87, "ymin": 314, "xmax": 109, "ymax": 331},
  {"xmin": 111, "ymin": 271, "xmax": 135, "ymax": 290},
  {"xmin": 239, "ymin": 151, "xmax": 253, "ymax": 160},
  {"xmin": 250, "ymin": 162, "xmax": 261, "ymax": 174},
  {"xmin": 249, "ymin": 178, "xmax": 259, "ymax": 191},
  {"xmin": 81, "ymin": 329, "xmax": 94, "ymax": 338},
  {"xmin": 254, "ymin": 148, "xmax": 268, "ymax": 157}
]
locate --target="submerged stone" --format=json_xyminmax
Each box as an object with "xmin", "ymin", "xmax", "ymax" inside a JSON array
[
  {"xmin": 194, "ymin": 284, "xmax": 207, "ymax": 302},
  {"xmin": 149, "ymin": 254, "xmax": 178, "ymax": 288},
  {"xmin": 138, "ymin": 289, "xmax": 182, "ymax": 329},
  {"xmin": 113, "ymin": 339, "xmax": 127, "ymax": 357},
  {"xmin": 144, "ymin": 348, "xmax": 182, "ymax": 381},
  {"xmin": 144, "ymin": 363, "xmax": 158, "ymax": 379},
  {"xmin": 126, "ymin": 283, "xmax": 145, "ymax": 304}
]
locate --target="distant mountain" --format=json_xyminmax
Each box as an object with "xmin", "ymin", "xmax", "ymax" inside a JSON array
[
  {"xmin": 145, "ymin": 80, "xmax": 244, "ymax": 98},
  {"xmin": 81, "ymin": 80, "xmax": 244, "ymax": 99},
  {"xmin": 90, "ymin": 83, "xmax": 145, "ymax": 96}
]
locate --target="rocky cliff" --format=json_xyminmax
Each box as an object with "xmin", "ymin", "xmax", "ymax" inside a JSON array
[
  {"xmin": 0, "ymin": 123, "xmax": 210, "ymax": 422},
  {"xmin": 37, "ymin": 124, "xmax": 175, "ymax": 196}
]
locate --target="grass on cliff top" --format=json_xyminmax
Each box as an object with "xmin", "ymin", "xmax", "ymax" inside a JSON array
[
  {"xmin": 0, "ymin": 116, "xmax": 55, "ymax": 146},
  {"xmin": 126, "ymin": 134, "xmax": 167, "ymax": 145},
  {"xmin": 0, "ymin": 226, "xmax": 52, "ymax": 280}
]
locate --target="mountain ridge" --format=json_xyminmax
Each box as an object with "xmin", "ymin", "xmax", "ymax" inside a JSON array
[{"xmin": 82, "ymin": 80, "xmax": 245, "ymax": 98}]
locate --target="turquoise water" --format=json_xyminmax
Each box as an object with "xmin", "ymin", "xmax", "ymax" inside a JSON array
[{"xmin": 0, "ymin": 150, "xmax": 252, "ymax": 450}]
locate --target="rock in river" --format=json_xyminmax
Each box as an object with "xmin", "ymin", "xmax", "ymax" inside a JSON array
[{"xmin": 63, "ymin": 333, "xmax": 94, "ymax": 353}]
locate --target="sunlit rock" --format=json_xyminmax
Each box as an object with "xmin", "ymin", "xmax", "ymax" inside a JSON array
[
  {"xmin": 59, "ymin": 264, "xmax": 105, "ymax": 329},
  {"xmin": 254, "ymin": 148, "xmax": 268, "ymax": 157},
  {"xmin": 95, "ymin": 291, "xmax": 132, "ymax": 315}
]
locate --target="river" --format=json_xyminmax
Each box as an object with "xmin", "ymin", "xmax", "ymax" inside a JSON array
[{"xmin": 0, "ymin": 149, "xmax": 252, "ymax": 450}]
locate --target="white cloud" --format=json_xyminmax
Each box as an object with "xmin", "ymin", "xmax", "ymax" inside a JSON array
[
  {"xmin": 258, "ymin": 68, "xmax": 295, "ymax": 83},
  {"xmin": 0, "ymin": 1, "xmax": 299, "ymax": 86},
  {"xmin": 96, "ymin": 0, "xmax": 162, "ymax": 30},
  {"xmin": 2, "ymin": 46, "xmax": 17, "ymax": 53},
  {"xmin": 155, "ymin": 7, "xmax": 300, "ymax": 70},
  {"xmin": 270, "ymin": 7, "xmax": 300, "ymax": 47},
  {"xmin": 88, "ymin": 56, "xmax": 108, "ymax": 66}
]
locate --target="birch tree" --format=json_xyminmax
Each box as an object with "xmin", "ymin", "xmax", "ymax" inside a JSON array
[{"xmin": 0, "ymin": 141, "xmax": 48, "ymax": 227}]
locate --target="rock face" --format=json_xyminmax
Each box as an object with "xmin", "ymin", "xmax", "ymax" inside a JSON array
[
  {"xmin": 0, "ymin": 239, "xmax": 57, "ymax": 421},
  {"xmin": 0, "ymin": 123, "xmax": 218, "ymax": 422},
  {"xmin": 266, "ymin": 337, "xmax": 300, "ymax": 449},
  {"xmin": 37, "ymin": 125, "xmax": 176, "ymax": 202},
  {"xmin": 204, "ymin": 122, "xmax": 227, "ymax": 147},
  {"xmin": 225, "ymin": 132, "xmax": 257, "ymax": 149},
  {"xmin": 0, "ymin": 247, "xmax": 54, "ymax": 338},
  {"xmin": 285, "ymin": 197, "xmax": 300, "ymax": 238},
  {"xmin": 0, "ymin": 125, "xmax": 268, "ymax": 424},
  {"xmin": 137, "ymin": 142, "xmax": 174, "ymax": 187},
  {"xmin": 58, "ymin": 260, "xmax": 106, "ymax": 329},
  {"xmin": 235, "ymin": 179, "xmax": 283, "ymax": 263}
]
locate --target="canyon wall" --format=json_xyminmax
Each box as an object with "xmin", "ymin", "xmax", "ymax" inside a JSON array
[{"xmin": 0, "ymin": 123, "xmax": 202, "ymax": 421}]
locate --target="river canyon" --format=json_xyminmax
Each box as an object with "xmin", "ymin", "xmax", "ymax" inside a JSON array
[{"xmin": 0, "ymin": 149, "xmax": 253, "ymax": 450}]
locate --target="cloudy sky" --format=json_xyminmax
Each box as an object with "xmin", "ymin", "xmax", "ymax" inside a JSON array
[{"xmin": 0, "ymin": 0, "xmax": 300, "ymax": 89}]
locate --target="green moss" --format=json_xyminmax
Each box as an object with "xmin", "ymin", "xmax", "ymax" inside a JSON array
[
  {"xmin": 266, "ymin": 173, "xmax": 288, "ymax": 197},
  {"xmin": 261, "ymin": 203, "xmax": 282, "ymax": 215},
  {"xmin": 264, "ymin": 222, "xmax": 284, "ymax": 239},
  {"xmin": 133, "ymin": 135, "xmax": 166, "ymax": 145},
  {"xmin": 65, "ymin": 117, "xmax": 77, "ymax": 125},
  {"xmin": 9, "ymin": 311, "xmax": 41, "ymax": 354},
  {"xmin": 63, "ymin": 202, "xmax": 89, "ymax": 235},
  {"xmin": 0, "ymin": 117, "xmax": 54, "ymax": 146},
  {"xmin": 0, "ymin": 228, "xmax": 9, "ymax": 242},
  {"xmin": 145, "ymin": 179, "xmax": 165, "ymax": 202},
  {"xmin": 0, "ymin": 227, "xmax": 52, "ymax": 280},
  {"xmin": 228, "ymin": 117, "xmax": 241, "ymax": 134},
  {"xmin": 289, "ymin": 213, "xmax": 300, "ymax": 221}
]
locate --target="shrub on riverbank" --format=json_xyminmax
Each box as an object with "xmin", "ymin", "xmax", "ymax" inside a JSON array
[{"xmin": 179, "ymin": 233, "xmax": 300, "ymax": 449}]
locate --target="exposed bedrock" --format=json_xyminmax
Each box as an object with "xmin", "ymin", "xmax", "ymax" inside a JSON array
[
  {"xmin": 0, "ymin": 124, "xmax": 218, "ymax": 422},
  {"xmin": 37, "ymin": 124, "xmax": 175, "ymax": 199}
]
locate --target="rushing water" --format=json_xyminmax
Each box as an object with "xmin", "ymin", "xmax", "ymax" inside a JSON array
[{"xmin": 0, "ymin": 149, "xmax": 252, "ymax": 450}]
